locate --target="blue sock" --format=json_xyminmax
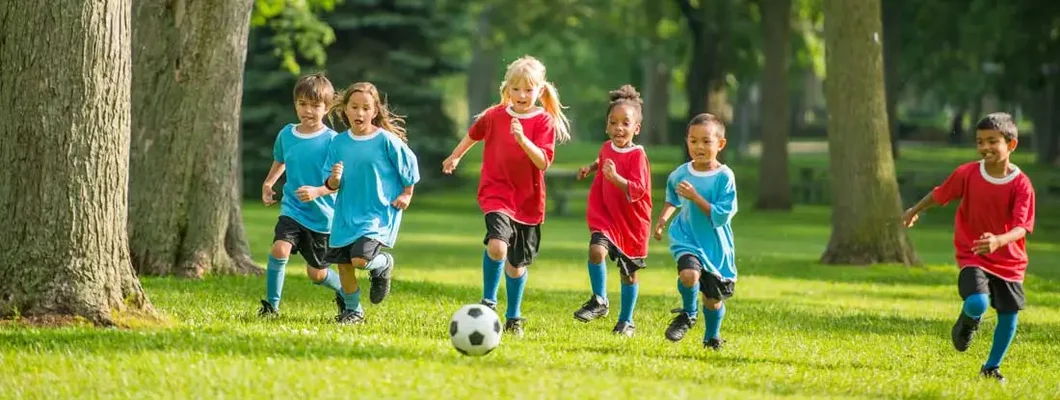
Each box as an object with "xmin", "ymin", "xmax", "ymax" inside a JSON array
[
  {"xmin": 587, "ymin": 261, "xmax": 607, "ymax": 300},
  {"xmin": 618, "ymin": 282, "xmax": 638, "ymax": 323},
  {"xmin": 677, "ymin": 278, "xmax": 700, "ymax": 317},
  {"xmin": 265, "ymin": 255, "xmax": 288, "ymax": 309},
  {"xmin": 963, "ymin": 293, "xmax": 989, "ymax": 319},
  {"xmin": 364, "ymin": 253, "xmax": 390, "ymax": 271},
  {"xmin": 704, "ymin": 303, "xmax": 727, "ymax": 341},
  {"xmin": 342, "ymin": 288, "xmax": 363, "ymax": 313},
  {"xmin": 314, "ymin": 269, "xmax": 342, "ymax": 293},
  {"xmin": 482, "ymin": 251, "xmax": 504, "ymax": 303},
  {"xmin": 984, "ymin": 312, "xmax": 1018, "ymax": 369},
  {"xmin": 505, "ymin": 270, "xmax": 527, "ymax": 319}
]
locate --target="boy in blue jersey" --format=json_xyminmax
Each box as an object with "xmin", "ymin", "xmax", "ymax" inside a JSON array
[
  {"xmin": 258, "ymin": 73, "xmax": 345, "ymax": 317},
  {"xmin": 653, "ymin": 113, "xmax": 738, "ymax": 350},
  {"xmin": 298, "ymin": 82, "xmax": 420, "ymax": 324}
]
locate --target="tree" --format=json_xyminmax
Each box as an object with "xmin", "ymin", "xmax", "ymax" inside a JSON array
[
  {"xmin": 756, "ymin": 0, "xmax": 794, "ymax": 210},
  {"xmin": 819, "ymin": 0, "xmax": 917, "ymax": 265},
  {"xmin": 130, "ymin": 1, "xmax": 259, "ymax": 277},
  {"xmin": 0, "ymin": 0, "xmax": 154, "ymax": 324}
]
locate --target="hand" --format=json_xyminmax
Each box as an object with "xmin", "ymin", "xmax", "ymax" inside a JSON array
[
  {"xmin": 262, "ymin": 183, "xmax": 277, "ymax": 206},
  {"xmin": 576, "ymin": 165, "xmax": 594, "ymax": 180},
  {"xmin": 329, "ymin": 162, "xmax": 344, "ymax": 182},
  {"xmin": 901, "ymin": 208, "xmax": 919, "ymax": 228},
  {"xmin": 973, "ymin": 233, "xmax": 1001, "ymax": 255},
  {"xmin": 676, "ymin": 181, "xmax": 701, "ymax": 201},
  {"xmin": 510, "ymin": 118, "xmax": 525, "ymax": 140},
  {"xmin": 392, "ymin": 193, "xmax": 413, "ymax": 210},
  {"xmin": 295, "ymin": 186, "xmax": 320, "ymax": 203},
  {"xmin": 442, "ymin": 155, "xmax": 460, "ymax": 175},
  {"xmin": 602, "ymin": 159, "xmax": 618, "ymax": 181},
  {"xmin": 653, "ymin": 222, "xmax": 666, "ymax": 241}
]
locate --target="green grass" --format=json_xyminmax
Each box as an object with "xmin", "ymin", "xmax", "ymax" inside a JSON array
[{"xmin": 3, "ymin": 145, "xmax": 1060, "ymax": 399}]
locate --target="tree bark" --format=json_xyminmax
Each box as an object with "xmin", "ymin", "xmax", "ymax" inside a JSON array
[
  {"xmin": 756, "ymin": 0, "xmax": 794, "ymax": 211},
  {"xmin": 0, "ymin": 0, "xmax": 154, "ymax": 325},
  {"xmin": 1033, "ymin": 79, "xmax": 1060, "ymax": 166},
  {"xmin": 820, "ymin": 0, "xmax": 918, "ymax": 266},
  {"xmin": 466, "ymin": 5, "xmax": 500, "ymax": 128},
  {"xmin": 677, "ymin": 0, "xmax": 729, "ymax": 160},
  {"xmin": 881, "ymin": 0, "xmax": 902, "ymax": 159},
  {"xmin": 639, "ymin": 0, "xmax": 672, "ymax": 145},
  {"xmin": 130, "ymin": 0, "xmax": 259, "ymax": 278}
]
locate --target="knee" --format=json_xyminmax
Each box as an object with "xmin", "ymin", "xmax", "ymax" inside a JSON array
[
  {"xmin": 963, "ymin": 293, "xmax": 990, "ymax": 317},
  {"xmin": 505, "ymin": 263, "xmax": 525, "ymax": 279},
  {"xmin": 350, "ymin": 257, "xmax": 368, "ymax": 269},
  {"xmin": 678, "ymin": 269, "xmax": 700, "ymax": 288},
  {"xmin": 621, "ymin": 271, "xmax": 637, "ymax": 285},
  {"xmin": 305, "ymin": 266, "xmax": 327, "ymax": 283},
  {"xmin": 486, "ymin": 239, "xmax": 507, "ymax": 261},
  {"xmin": 588, "ymin": 245, "xmax": 607, "ymax": 265},
  {"xmin": 270, "ymin": 241, "xmax": 292, "ymax": 259},
  {"xmin": 703, "ymin": 297, "xmax": 723, "ymax": 311}
]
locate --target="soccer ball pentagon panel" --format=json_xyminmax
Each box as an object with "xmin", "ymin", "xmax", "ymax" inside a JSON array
[{"xmin": 449, "ymin": 304, "xmax": 502, "ymax": 356}]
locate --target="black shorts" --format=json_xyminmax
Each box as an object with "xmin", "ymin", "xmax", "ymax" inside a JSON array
[
  {"xmin": 483, "ymin": 212, "xmax": 540, "ymax": 268},
  {"xmin": 677, "ymin": 254, "xmax": 735, "ymax": 301},
  {"xmin": 324, "ymin": 236, "xmax": 386, "ymax": 265},
  {"xmin": 273, "ymin": 216, "xmax": 330, "ymax": 269},
  {"xmin": 589, "ymin": 232, "xmax": 646, "ymax": 278},
  {"xmin": 958, "ymin": 266, "xmax": 1025, "ymax": 313}
]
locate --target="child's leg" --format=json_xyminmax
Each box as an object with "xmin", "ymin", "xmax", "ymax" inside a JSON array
[
  {"xmin": 618, "ymin": 269, "xmax": 639, "ymax": 324},
  {"xmin": 982, "ymin": 278, "xmax": 1025, "ymax": 372},
  {"xmin": 265, "ymin": 240, "xmax": 294, "ymax": 310},
  {"xmin": 700, "ymin": 272, "xmax": 733, "ymax": 349},
  {"xmin": 339, "ymin": 257, "xmax": 367, "ymax": 313},
  {"xmin": 306, "ymin": 266, "xmax": 342, "ymax": 292},
  {"xmin": 303, "ymin": 231, "xmax": 341, "ymax": 293},
  {"xmin": 505, "ymin": 262, "xmax": 527, "ymax": 319},
  {"xmin": 502, "ymin": 221, "xmax": 540, "ymax": 336},
  {"xmin": 482, "ymin": 213, "xmax": 512, "ymax": 306},
  {"xmin": 702, "ymin": 296, "xmax": 726, "ymax": 342},
  {"xmin": 586, "ymin": 234, "xmax": 609, "ymax": 301},
  {"xmin": 677, "ymin": 264, "xmax": 701, "ymax": 317},
  {"xmin": 953, "ymin": 267, "xmax": 990, "ymax": 351}
]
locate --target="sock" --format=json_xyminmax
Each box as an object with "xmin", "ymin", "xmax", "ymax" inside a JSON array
[
  {"xmin": 314, "ymin": 269, "xmax": 343, "ymax": 293},
  {"xmin": 342, "ymin": 288, "xmax": 363, "ymax": 313},
  {"xmin": 364, "ymin": 253, "xmax": 389, "ymax": 271},
  {"xmin": 587, "ymin": 261, "xmax": 607, "ymax": 300},
  {"xmin": 505, "ymin": 270, "xmax": 527, "ymax": 319},
  {"xmin": 984, "ymin": 312, "xmax": 1018, "ymax": 369},
  {"xmin": 265, "ymin": 255, "xmax": 288, "ymax": 309},
  {"xmin": 704, "ymin": 303, "xmax": 727, "ymax": 341},
  {"xmin": 618, "ymin": 282, "xmax": 638, "ymax": 323},
  {"xmin": 677, "ymin": 278, "xmax": 700, "ymax": 317},
  {"xmin": 482, "ymin": 250, "xmax": 504, "ymax": 303},
  {"xmin": 963, "ymin": 293, "xmax": 989, "ymax": 319}
]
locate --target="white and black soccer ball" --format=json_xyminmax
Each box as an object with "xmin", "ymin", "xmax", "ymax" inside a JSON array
[{"xmin": 449, "ymin": 304, "xmax": 502, "ymax": 356}]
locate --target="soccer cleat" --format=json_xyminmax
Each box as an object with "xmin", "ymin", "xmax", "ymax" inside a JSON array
[
  {"xmin": 664, "ymin": 308, "xmax": 697, "ymax": 342},
  {"xmin": 258, "ymin": 300, "xmax": 278, "ymax": 317},
  {"xmin": 334, "ymin": 292, "xmax": 346, "ymax": 315},
  {"xmin": 504, "ymin": 318, "xmax": 525, "ymax": 338},
  {"xmin": 368, "ymin": 253, "xmax": 394, "ymax": 304},
  {"xmin": 612, "ymin": 321, "xmax": 635, "ymax": 337},
  {"xmin": 704, "ymin": 337, "xmax": 725, "ymax": 351},
  {"xmin": 980, "ymin": 367, "xmax": 1006, "ymax": 383},
  {"xmin": 573, "ymin": 295, "xmax": 609, "ymax": 322},
  {"xmin": 479, "ymin": 298, "xmax": 498, "ymax": 312},
  {"xmin": 951, "ymin": 313, "xmax": 980, "ymax": 352},
  {"xmin": 335, "ymin": 308, "xmax": 366, "ymax": 325}
]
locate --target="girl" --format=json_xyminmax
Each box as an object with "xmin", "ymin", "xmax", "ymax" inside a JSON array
[{"xmin": 441, "ymin": 55, "xmax": 571, "ymax": 337}]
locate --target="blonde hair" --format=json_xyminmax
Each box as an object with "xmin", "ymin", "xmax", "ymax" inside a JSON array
[
  {"xmin": 330, "ymin": 82, "xmax": 407, "ymax": 142},
  {"xmin": 477, "ymin": 55, "xmax": 571, "ymax": 143}
]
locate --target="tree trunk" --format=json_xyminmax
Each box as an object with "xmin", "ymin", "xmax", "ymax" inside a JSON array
[
  {"xmin": 130, "ymin": 0, "xmax": 259, "ymax": 278},
  {"xmin": 677, "ymin": 0, "xmax": 729, "ymax": 161},
  {"xmin": 466, "ymin": 5, "xmax": 499, "ymax": 128},
  {"xmin": 820, "ymin": 0, "xmax": 918, "ymax": 266},
  {"xmin": 948, "ymin": 107, "xmax": 966, "ymax": 145},
  {"xmin": 639, "ymin": 0, "xmax": 672, "ymax": 145},
  {"xmin": 756, "ymin": 0, "xmax": 794, "ymax": 211},
  {"xmin": 0, "ymin": 0, "xmax": 153, "ymax": 325},
  {"xmin": 881, "ymin": 0, "xmax": 902, "ymax": 159},
  {"xmin": 1034, "ymin": 79, "xmax": 1060, "ymax": 166}
]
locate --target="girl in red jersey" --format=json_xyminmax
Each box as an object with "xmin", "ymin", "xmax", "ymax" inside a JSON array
[
  {"xmin": 903, "ymin": 112, "xmax": 1036, "ymax": 383},
  {"xmin": 571, "ymin": 85, "xmax": 652, "ymax": 337},
  {"xmin": 441, "ymin": 55, "xmax": 571, "ymax": 337}
]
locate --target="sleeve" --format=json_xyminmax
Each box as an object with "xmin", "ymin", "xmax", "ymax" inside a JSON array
[
  {"xmin": 321, "ymin": 141, "xmax": 337, "ymax": 185},
  {"xmin": 665, "ymin": 170, "xmax": 680, "ymax": 206},
  {"xmin": 532, "ymin": 116, "xmax": 556, "ymax": 165},
  {"xmin": 468, "ymin": 107, "xmax": 492, "ymax": 141},
  {"xmin": 625, "ymin": 149, "xmax": 651, "ymax": 203},
  {"xmin": 387, "ymin": 137, "xmax": 421, "ymax": 187},
  {"xmin": 709, "ymin": 171, "xmax": 738, "ymax": 227},
  {"xmin": 932, "ymin": 163, "xmax": 971, "ymax": 206},
  {"xmin": 1010, "ymin": 178, "xmax": 1035, "ymax": 234},
  {"xmin": 272, "ymin": 130, "xmax": 284, "ymax": 163}
]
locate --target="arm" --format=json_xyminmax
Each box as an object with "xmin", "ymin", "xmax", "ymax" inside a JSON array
[
  {"xmin": 902, "ymin": 191, "xmax": 940, "ymax": 227},
  {"xmin": 653, "ymin": 203, "xmax": 679, "ymax": 241},
  {"xmin": 261, "ymin": 161, "xmax": 286, "ymax": 206},
  {"xmin": 516, "ymin": 134, "xmax": 549, "ymax": 170},
  {"xmin": 389, "ymin": 138, "xmax": 421, "ymax": 209},
  {"xmin": 577, "ymin": 158, "xmax": 599, "ymax": 180},
  {"xmin": 974, "ymin": 180, "xmax": 1036, "ymax": 254}
]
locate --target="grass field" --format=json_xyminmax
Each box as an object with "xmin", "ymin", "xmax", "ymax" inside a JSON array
[{"xmin": 2, "ymin": 144, "xmax": 1059, "ymax": 399}]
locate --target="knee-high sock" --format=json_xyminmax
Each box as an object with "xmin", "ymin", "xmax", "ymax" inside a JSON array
[
  {"xmin": 677, "ymin": 278, "xmax": 699, "ymax": 318},
  {"xmin": 984, "ymin": 312, "xmax": 1018, "ymax": 369},
  {"xmin": 482, "ymin": 251, "xmax": 504, "ymax": 303},
  {"xmin": 265, "ymin": 255, "xmax": 288, "ymax": 309},
  {"xmin": 618, "ymin": 282, "xmax": 638, "ymax": 323},
  {"xmin": 505, "ymin": 270, "xmax": 527, "ymax": 319},
  {"xmin": 703, "ymin": 303, "xmax": 726, "ymax": 341},
  {"xmin": 587, "ymin": 261, "xmax": 607, "ymax": 300}
]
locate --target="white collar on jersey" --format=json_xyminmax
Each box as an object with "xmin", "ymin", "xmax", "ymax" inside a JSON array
[
  {"xmin": 609, "ymin": 141, "xmax": 642, "ymax": 153},
  {"xmin": 978, "ymin": 159, "xmax": 1021, "ymax": 185},
  {"xmin": 686, "ymin": 162, "xmax": 728, "ymax": 177},
  {"xmin": 292, "ymin": 124, "xmax": 327, "ymax": 139},
  {"xmin": 506, "ymin": 106, "xmax": 544, "ymax": 119},
  {"xmin": 347, "ymin": 128, "xmax": 383, "ymax": 141}
]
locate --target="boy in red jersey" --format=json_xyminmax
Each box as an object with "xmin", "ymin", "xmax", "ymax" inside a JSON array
[
  {"xmin": 903, "ymin": 112, "xmax": 1036, "ymax": 383},
  {"xmin": 441, "ymin": 56, "xmax": 572, "ymax": 337},
  {"xmin": 572, "ymin": 85, "xmax": 653, "ymax": 337}
]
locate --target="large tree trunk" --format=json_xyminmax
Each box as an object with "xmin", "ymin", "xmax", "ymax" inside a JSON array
[
  {"xmin": 466, "ymin": 5, "xmax": 500, "ymax": 128},
  {"xmin": 0, "ymin": 0, "xmax": 153, "ymax": 325},
  {"xmin": 130, "ymin": 0, "xmax": 259, "ymax": 278},
  {"xmin": 1033, "ymin": 79, "xmax": 1060, "ymax": 166},
  {"xmin": 881, "ymin": 0, "xmax": 902, "ymax": 159},
  {"xmin": 756, "ymin": 0, "xmax": 794, "ymax": 211},
  {"xmin": 639, "ymin": 0, "xmax": 672, "ymax": 145},
  {"xmin": 677, "ymin": 0, "xmax": 730, "ymax": 161},
  {"xmin": 820, "ymin": 0, "xmax": 918, "ymax": 265}
]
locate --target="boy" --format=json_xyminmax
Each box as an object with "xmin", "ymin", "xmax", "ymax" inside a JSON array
[{"xmin": 902, "ymin": 112, "xmax": 1036, "ymax": 382}]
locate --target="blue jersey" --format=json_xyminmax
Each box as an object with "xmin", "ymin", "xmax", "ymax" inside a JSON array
[
  {"xmin": 272, "ymin": 123, "xmax": 338, "ymax": 233},
  {"xmin": 325, "ymin": 129, "xmax": 420, "ymax": 248},
  {"xmin": 664, "ymin": 163, "xmax": 739, "ymax": 280}
]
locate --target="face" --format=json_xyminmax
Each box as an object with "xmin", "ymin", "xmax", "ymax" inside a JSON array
[
  {"xmin": 686, "ymin": 124, "xmax": 726, "ymax": 164},
  {"xmin": 295, "ymin": 97, "xmax": 328, "ymax": 126},
  {"xmin": 506, "ymin": 79, "xmax": 541, "ymax": 113},
  {"xmin": 344, "ymin": 91, "xmax": 377, "ymax": 134},
  {"xmin": 976, "ymin": 129, "xmax": 1016, "ymax": 164},
  {"xmin": 606, "ymin": 105, "xmax": 641, "ymax": 148}
]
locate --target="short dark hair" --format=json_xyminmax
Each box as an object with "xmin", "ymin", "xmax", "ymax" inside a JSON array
[
  {"xmin": 687, "ymin": 113, "xmax": 726, "ymax": 139},
  {"xmin": 606, "ymin": 84, "xmax": 643, "ymax": 121},
  {"xmin": 293, "ymin": 72, "xmax": 334, "ymax": 105},
  {"xmin": 975, "ymin": 112, "xmax": 1018, "ymax": 141}
]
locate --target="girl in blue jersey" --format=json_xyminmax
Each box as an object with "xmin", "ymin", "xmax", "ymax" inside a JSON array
[{"xmin": 653, "ymin": 113, "xmax": 738, "ymax": 350}]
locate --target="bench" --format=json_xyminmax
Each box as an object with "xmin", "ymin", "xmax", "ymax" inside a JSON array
[{"xmin": 545, "ymin": 168, "xmax": 589, "ymax": 217}]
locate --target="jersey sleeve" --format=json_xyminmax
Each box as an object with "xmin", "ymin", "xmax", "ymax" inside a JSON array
[
  {"xmin": 272, "ymin": 130, "xmax": 284, "ymax": 163},
  {"xmin": 665, "ymin": 169, "xmax": 681, "ymax": 206},
  {"xmin": 468, "ymin": 107, "xmax": 493, "ymax": 141},
  {"xmin": 321, "ymin": 141, "xmax": 338, "ymax": 186},
  {"xmin": 709, "ymin": 171, "xmax": 738, "ymax": 227},
  {"xmin": 932, "ymin": 163, "xmax": 971, "ymax": 206},
  {"xmin": 626, "ymin": 149, "xmax": 651, "ymax": 202},
  {"xmin": 1010, "ymin": 177, "xmax": 1035, "ymax": 234},
  {"xmin": 531, "ymin": 115, "xmax": 557, "ymax": 166},
  {"xmin": 387, "ymin": 136, "xmax": 421, "ymax": 187}
]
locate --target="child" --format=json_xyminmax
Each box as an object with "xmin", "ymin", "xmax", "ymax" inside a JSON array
[
  {"xmin": 258, "ymin": 73, "xmax": 344, "ymax": 317},
  {"xmin": 572, "ymin": 85, "xmax": 653, "ymax": 337},
  {"xmin": 902, "ymin": 112, "xmax": 1035, "ymax": 382},
  {"xmin": 298, "ymin": 82, "xmax": 420, "ymax": 325},
  {"xmin": 653, "ymin": 113, "xmax": 738, "ymax": 350},
  {"xmin": 441, "ymin": 55, "xmax": 571, "ymax": 337}
]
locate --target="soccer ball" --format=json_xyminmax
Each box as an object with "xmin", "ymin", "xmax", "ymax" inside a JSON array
[{"xmin": 449, "ymin": 304, "xmax": 502, "ymax": 356}]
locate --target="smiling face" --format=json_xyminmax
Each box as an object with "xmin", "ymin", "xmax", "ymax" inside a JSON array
[
  {"xmin": 506, "ymin": 78, "xmax": 541, "ymax": 114},
  {"xmin": 344, "ymin": 91, "xmax": 377, "ymax": 134},
  {"xmin": 976, "ymin": 129, "xmax": 1016, "ymax": 165},
  {"xmin": 606, "ymin": 104, "xmax": 641, "ymax": 148},
  {"xmin": 686, "ymin": 124, "xmax": 726, "ymax": 165}
]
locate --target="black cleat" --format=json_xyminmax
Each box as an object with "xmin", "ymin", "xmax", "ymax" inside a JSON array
[
  {"xmin": 704, "ymin": 337, "xmax": 725, "ymax": 351},
  {"xmin": 573, "ymin": 295, "xmax": 609, "ymax": 322},
  {"xmin": 335, "ymin": 308, "xmax": 366, "ymax": 325},
  {"xmin": 334, "ymin": 292, "xmax": 346, "ymax": 315},
  {"xmin": 951, "ymin": 313, "xmax": 980, "ymax": 352},
  {"xmin": 479, "ymin": 299, "xmax": 498, "ymax": 312},
  {"xmin": 665, "ymin": 308, "xmax": 697, "ymax": 342},
  {"xmin": 504, "ymin": 318, "xmax": 525, "ymax": 338},
  {"xmin": 258, "ymin": 300, "xmax": 278, "ymax": 317},
  {"xmin": 980, "ymin": 367, "xmax": 1006, "ymax": 383},
  {"xmin": 612, "ymin": 321, "xmax": 635, "ymax": 337},
  {"xmin": 368, "ymin": 253, "xmax": 394, "ymax": 304}
]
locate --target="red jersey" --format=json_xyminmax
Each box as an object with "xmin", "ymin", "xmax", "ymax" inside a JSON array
[
  {"xmin": 468, "ymin": 105, "xmax": 556, "ymax": 225},
  {"xmin": 586, "ymin": 142, "xmax": 653, "ymax": 258},
  {"xmin": 932, "ymin": 160, "xmax": 1036, "ymax": 282}
]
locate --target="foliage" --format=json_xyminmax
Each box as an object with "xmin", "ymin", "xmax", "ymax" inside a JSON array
[{"xmin": 251, "ymin": 0, "xmax": 340, "ymax": 74}]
